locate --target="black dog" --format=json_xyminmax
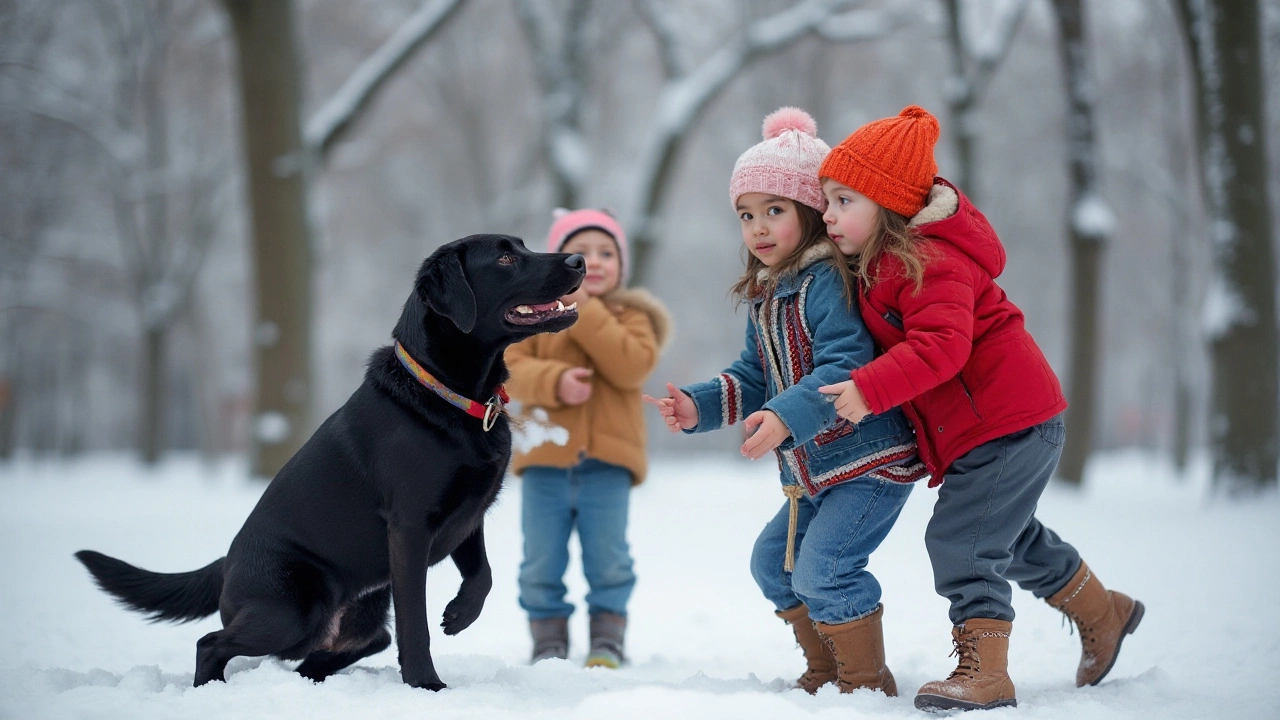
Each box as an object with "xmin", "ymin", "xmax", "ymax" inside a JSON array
[{"xmin": 76, "ymin": 234, "xmax": 584, "ymax": 689}]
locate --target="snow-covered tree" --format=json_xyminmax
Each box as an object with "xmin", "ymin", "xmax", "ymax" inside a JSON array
[
  {"xmin": 1050, "ymin": 0, "xmax": 1114, "ymax": 485},
  {"xmin": 1174, "ymin": 0, "xmax": 1278, "ymax": 492},
  {"xmin": 219, "ymin": 0, "xmax": 464, "ymax": 478}
]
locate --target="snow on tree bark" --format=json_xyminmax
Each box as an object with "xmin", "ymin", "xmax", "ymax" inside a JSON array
[{"xmin": 1175, "ymin": 0, "xmax": 1278, "ymax": 492}]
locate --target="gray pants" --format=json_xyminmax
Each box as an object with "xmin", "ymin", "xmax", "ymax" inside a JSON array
[{"xmin": 926, "ymin": 414, "xmax": 1081, "ymax": 624}]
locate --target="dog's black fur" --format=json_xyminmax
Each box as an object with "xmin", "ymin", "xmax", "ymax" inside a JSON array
[{"xmin": 76, "ymin": 234, "xmax": 584, "ymax": 689}]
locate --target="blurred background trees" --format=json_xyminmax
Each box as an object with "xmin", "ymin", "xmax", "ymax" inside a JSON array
[{"xmin": 1, "ymin": 0, "xmax": 1276, "ymax": 490}]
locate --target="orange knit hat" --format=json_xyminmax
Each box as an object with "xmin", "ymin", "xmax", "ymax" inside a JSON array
[{"xmin": 819, "ymin": 105, "xmax": 941, "ymax": 217}]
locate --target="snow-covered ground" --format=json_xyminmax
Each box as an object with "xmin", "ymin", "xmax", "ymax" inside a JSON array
[{"xmin": 1, "ymin": 451, "xmax": 1276, "ymax": 719}]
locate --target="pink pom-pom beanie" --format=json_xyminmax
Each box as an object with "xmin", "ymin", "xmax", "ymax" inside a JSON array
[
  {"xmin": 729, "ymin": 107, "xmax": 831, "ymax": 213},
  {"xmin": 544, "ymin": 208, "xmax": 630, "ymax": 284}
]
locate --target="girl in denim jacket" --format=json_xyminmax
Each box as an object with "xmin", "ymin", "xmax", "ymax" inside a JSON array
[{"xmin": 645, "ymin": 108, "xmax": 926, "ymax": 697}]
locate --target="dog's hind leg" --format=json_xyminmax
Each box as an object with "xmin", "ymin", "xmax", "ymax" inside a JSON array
[
  {"xmin": 296, "ymin": 587, "xmax": 393, "ymax": 682},
  {"xmin": 194, "ymin": 600, "xmax": 314, "ymax": 687}
]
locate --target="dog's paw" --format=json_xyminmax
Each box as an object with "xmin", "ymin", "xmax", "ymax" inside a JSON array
[
  {"xmin": 441, "ymin": 595, "xmax": 484, "ymax": 635},
  {"xmin": 405, "ymin": 675, "xmax": 447, "ymax": 691}
]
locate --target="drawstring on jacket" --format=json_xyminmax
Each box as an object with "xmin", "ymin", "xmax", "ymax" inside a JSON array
[{"xmin": 782, "ymin": 484, "xmax": 805, "ymax": 572}]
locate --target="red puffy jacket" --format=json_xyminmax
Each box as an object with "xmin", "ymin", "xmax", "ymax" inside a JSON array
[{"xmin": 850, "ymin": 178, "xmax": 1066, "ymax": 486}]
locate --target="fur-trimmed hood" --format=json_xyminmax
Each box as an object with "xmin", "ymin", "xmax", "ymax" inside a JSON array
[
  {"xmin": 909, "ymin": 177, "xmax": 1005, "ymax": 279},
  {"xmin": 754, "ymin": 242, "xmax": 835, "ymax": 283},
  {"xmin": 602, "ymin": 286, "xmax": 674, "ymax": 352}
]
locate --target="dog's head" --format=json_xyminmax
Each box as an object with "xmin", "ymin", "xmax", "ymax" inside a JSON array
[{"xmin": 396, "ymin": 234, "xmax": 585, "ymax": 348}]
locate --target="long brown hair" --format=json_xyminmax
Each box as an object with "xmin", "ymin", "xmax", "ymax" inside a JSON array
[
  {"xmin": 731, "ymin": 201, "xmax": 858, "ymax": 307},
  {"xmin": 852, "ymin": 205, "xmax": 930, "ymax": 294}
]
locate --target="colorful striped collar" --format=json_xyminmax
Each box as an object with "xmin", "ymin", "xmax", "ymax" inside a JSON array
[{"xmin": 394, "ymin": 342, "xmax": 509, "ymax": 431}]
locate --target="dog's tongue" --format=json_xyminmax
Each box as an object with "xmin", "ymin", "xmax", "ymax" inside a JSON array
[{"xmin": 528, "ymin": 301, "xmax": 559, "ymax": 312}]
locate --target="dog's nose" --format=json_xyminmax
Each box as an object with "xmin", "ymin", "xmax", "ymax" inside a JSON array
[{"xmin": 565, "ymin": 254, "xmax": 585, "ymax": 271}]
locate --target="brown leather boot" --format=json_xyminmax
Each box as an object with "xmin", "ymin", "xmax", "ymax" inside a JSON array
[
  {"xmin": 1046, "ymin": 560, "xmax": 1145, "ymax": 687},
  {"xmin": 776, "ymin": 604, "xmax": 837, "ymax": 694},
  {"xmin": 813, "ymin": 604, "xmax": 898, "ymax": 696},
  {"xmin": 914, "ymin": 619, "xmax": 1016, "ymax": 711}
]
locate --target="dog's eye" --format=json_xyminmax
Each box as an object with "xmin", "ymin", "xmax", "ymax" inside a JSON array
[{"xmin": 498, "ymin": 253, "xmax": 515, "ymax": 266}]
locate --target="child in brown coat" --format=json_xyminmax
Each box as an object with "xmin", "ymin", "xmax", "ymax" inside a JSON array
[{"xmin": 505, "ymin": 208, "xmax": 671, "ymax": 668}]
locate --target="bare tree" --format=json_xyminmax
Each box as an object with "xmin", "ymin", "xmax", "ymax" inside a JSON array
[
  {"xmin": 515, "ymin": 0, "xmax": 902, "ymax": 284},
  {"xmin": 1174, "ymin": 0, "xmax": 1278, "ymax": 492},
  {"xmin": 1049, "ymin": 0, "xmax": 1113, "ymax": 485},
  {"xmin": 940, "ymin": 0, "xmax": 1030, "ymax": 203},
  {"xmin": 7, "ymin": 1, "xmax": 225, "ymax": 463},
  {"xmin": 219, "ymin": 0, "xmax": 463, "ymax": 478}
]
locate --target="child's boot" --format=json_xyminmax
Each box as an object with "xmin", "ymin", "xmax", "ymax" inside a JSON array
[
  {"xmin": 813, "ymin": 603, "xmax": 897, "ymax": 696},
  {"xmin": 584, "ymin": 612, "xmax": 626, "ymax": 668},
  {"xmin": 776, "ymin": 603, "xmax": 837, "ymax": 694},
  {"xmin": 1045, "ymin": 560, "xmax": 1145, "ymax": 687},
  {"xmin": 529, "ymin": 616, "xmax": 569, "ymax": 663},
  {"xmin": 914, "ymin": 619, "xmax": 1016, "ymax": 711}
]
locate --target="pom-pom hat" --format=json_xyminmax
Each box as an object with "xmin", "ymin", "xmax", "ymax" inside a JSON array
[
  {"xmin": 730, "ymin": 107, "xmax": 831, "ymax": 213},
  {"xmin": 545, "ymin": 208, "xmax": 630, "ymax": 284},
  {"xmin": 819, "ymin": 105, "xmax": 941, "ymax": 218}
]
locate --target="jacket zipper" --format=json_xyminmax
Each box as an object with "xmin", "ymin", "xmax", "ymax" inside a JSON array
[{"xmin": 957, "ymin": 375, "xmax": 981, "ymax": 418}]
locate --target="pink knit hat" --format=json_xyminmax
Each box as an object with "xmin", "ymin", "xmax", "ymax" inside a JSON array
[
  {"xmin": 730, "ymin": 107, "xmax": 831, "ymax": 213},
  {"xmin": 544, "ymin": 208, "xmax": 630, "ymax": 284}
]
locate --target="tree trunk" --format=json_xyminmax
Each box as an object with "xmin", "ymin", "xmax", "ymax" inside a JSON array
[
  {"xmin": 1175, "ymin": 0, "xmax": 1278, "ymax": 492},
  {"xmin": 943, "ymin": 0, "xmax": 978, "ymax": 201},
  {"xmin": 139, "ymin": 22, "xmax": 169, "ymax": 466},
  {"xmin": 139, "ymin": 326, "xmax": 166, "ymax": 464},
  {"xmin": 222, "ymin": 0, "xmax": 314, "ymax": 480},
  {"xmin": 1051, "ymin": 0, "xmax": 1110, "ymax": 486},
  {"xmin": 0, "ymin": 373, "xmax": 14, "ymax": 460}
]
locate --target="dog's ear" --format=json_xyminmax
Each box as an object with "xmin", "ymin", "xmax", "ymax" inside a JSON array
[{"xmin": 419, "ymin": 251, "xmax": 476, "ymax": 333}]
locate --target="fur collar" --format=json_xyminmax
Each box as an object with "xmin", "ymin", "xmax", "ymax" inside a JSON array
[
  {"xmin": 600, "ymin": 287, "xmax": 674, "ymax": 351},
  {"xmin": 754, "ymin": 242, "xmax": 834, "ymax": 283},
  {"xmin": 908, "ymin": 183, "xmax": 960, "ymax": 227}
]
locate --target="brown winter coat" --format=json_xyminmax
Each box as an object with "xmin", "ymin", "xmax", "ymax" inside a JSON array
[{"xmin": 505, "ymin": 287, "xmax": 672, "ymax": 484}]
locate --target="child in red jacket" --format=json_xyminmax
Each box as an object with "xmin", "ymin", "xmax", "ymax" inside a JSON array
[{"xmin": 817, "ymin": 106, "xmax": 1145, "ymax": 712}]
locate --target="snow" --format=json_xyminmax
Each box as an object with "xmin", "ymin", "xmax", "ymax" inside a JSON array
[
  {"xmin": 1, "ymin": 450, "xmax": 1277, "ymax": 720},
  {"xmin": 252, "ymin": 412, "xmax": 291, "ymax": 444},
  {"xmin": 1071, "ymin": 193, "xmax": 1116, "ymax": 239}
]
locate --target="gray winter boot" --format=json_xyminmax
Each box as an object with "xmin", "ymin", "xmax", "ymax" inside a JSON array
[
  {"xmin": 585, "ymin": 612, "xmax": 626, "ymax": 668},
  {"xmin": 530, "ymin": 617, "xmax": 569, "ymax": 663}
]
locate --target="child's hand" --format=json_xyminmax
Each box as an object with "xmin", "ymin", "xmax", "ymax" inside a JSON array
[
  {"xmin": 642, "ymin": 382, "xmax": 698, "ymax": 433},
  {"xmin": 740, "ymin": 410, "xmax": 789, "ymax": 460},
  {"xmin": 557, "ymin": 367, "xmax": 593, "ymax": 406},
  {"xmin": 818, "ymin": 380, "xmax": 871, "ymax": 423}
]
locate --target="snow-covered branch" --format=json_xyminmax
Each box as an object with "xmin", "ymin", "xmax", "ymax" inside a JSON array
[
  {"xmin": 304, "ymin": 0, "xmax": 465, "ymax": 157},
  {"xmin": 632, "ymin": 0, "xmax": 685, "ymax": 77},
  {"xmin": 627, "ymin": 0, "xmax": 857, "ymax": 246},
  {"xmin": 818, "ymin": 7, "xmax": 907, "ymax": 41}
]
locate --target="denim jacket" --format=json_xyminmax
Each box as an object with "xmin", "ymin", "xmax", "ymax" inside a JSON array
[{"xmin": 682, "ymin": 246, "xmax": 925, "ymax": 496}]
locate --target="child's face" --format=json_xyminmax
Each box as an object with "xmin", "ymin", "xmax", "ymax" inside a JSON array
[
  {"xmin": 821, "ymin": 179, "xmax": 880, "ymax": 256},
  {"xmin": 560, "ymin": 229, "xmax": 622, "ymax": 297},
  {"xmin": 736, "ymin": 193, "xmax": 804, "ymax": 267}
]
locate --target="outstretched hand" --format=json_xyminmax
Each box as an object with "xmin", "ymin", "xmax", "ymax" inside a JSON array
[
  {"xmin": 818, "ymin": 380, "xmax": 870, "ymax": 424},
  {"xmin": 642, "ymin": 383, "xmax": 698, "ymax": 433},
  {"xmin": 740, "ymin": 410, "xmax": 789, "ymax": 460}
]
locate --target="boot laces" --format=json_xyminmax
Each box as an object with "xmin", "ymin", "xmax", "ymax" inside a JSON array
[{"xmin": 947, "ymin": 634, "xmax": 981, "ymax": 680}]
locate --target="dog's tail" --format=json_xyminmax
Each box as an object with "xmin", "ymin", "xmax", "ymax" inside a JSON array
[{"xmin": 74, "ymin": 550, "xmax": 225, "ymax": 623}]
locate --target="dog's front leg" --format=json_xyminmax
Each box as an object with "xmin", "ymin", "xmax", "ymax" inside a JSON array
[
  {"xmin": 387, "ymin": 522, "xmax": 446, "ymax": 690},
  {"xmin": 441, "ymin": 525, "xmax": 493, "ymax": 636}
]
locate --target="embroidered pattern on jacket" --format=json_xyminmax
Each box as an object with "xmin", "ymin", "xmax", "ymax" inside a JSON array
[
  {"xmin": 716, "ymin": 372, "xmax": 743, "ymax": 426},
  {"xmin": 730, "ymin": 270, "xmax": 918, "ymax": 496}
]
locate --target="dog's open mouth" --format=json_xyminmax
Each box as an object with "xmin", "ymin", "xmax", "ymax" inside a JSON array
[{"xmin": 505, "ymin": 300, "xmax": 579, "ymax": 326}]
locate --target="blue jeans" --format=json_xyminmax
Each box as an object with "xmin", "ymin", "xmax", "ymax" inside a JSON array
[
  {"xmin": 926, "ymin": 414, "xmax": 1082, "ymax": 624},
  {"xmin": 519, "ymin": 459, "xmax": 636, "ymax": 620},
  {"xmin": 750, "ymin": 477, "xmax": 914, "ymax": 625}
]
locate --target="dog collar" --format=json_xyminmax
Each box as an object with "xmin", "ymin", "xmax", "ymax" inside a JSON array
[{"xmin": 394, "ymin": 342, "xmax": 509, "ymax": 431}]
